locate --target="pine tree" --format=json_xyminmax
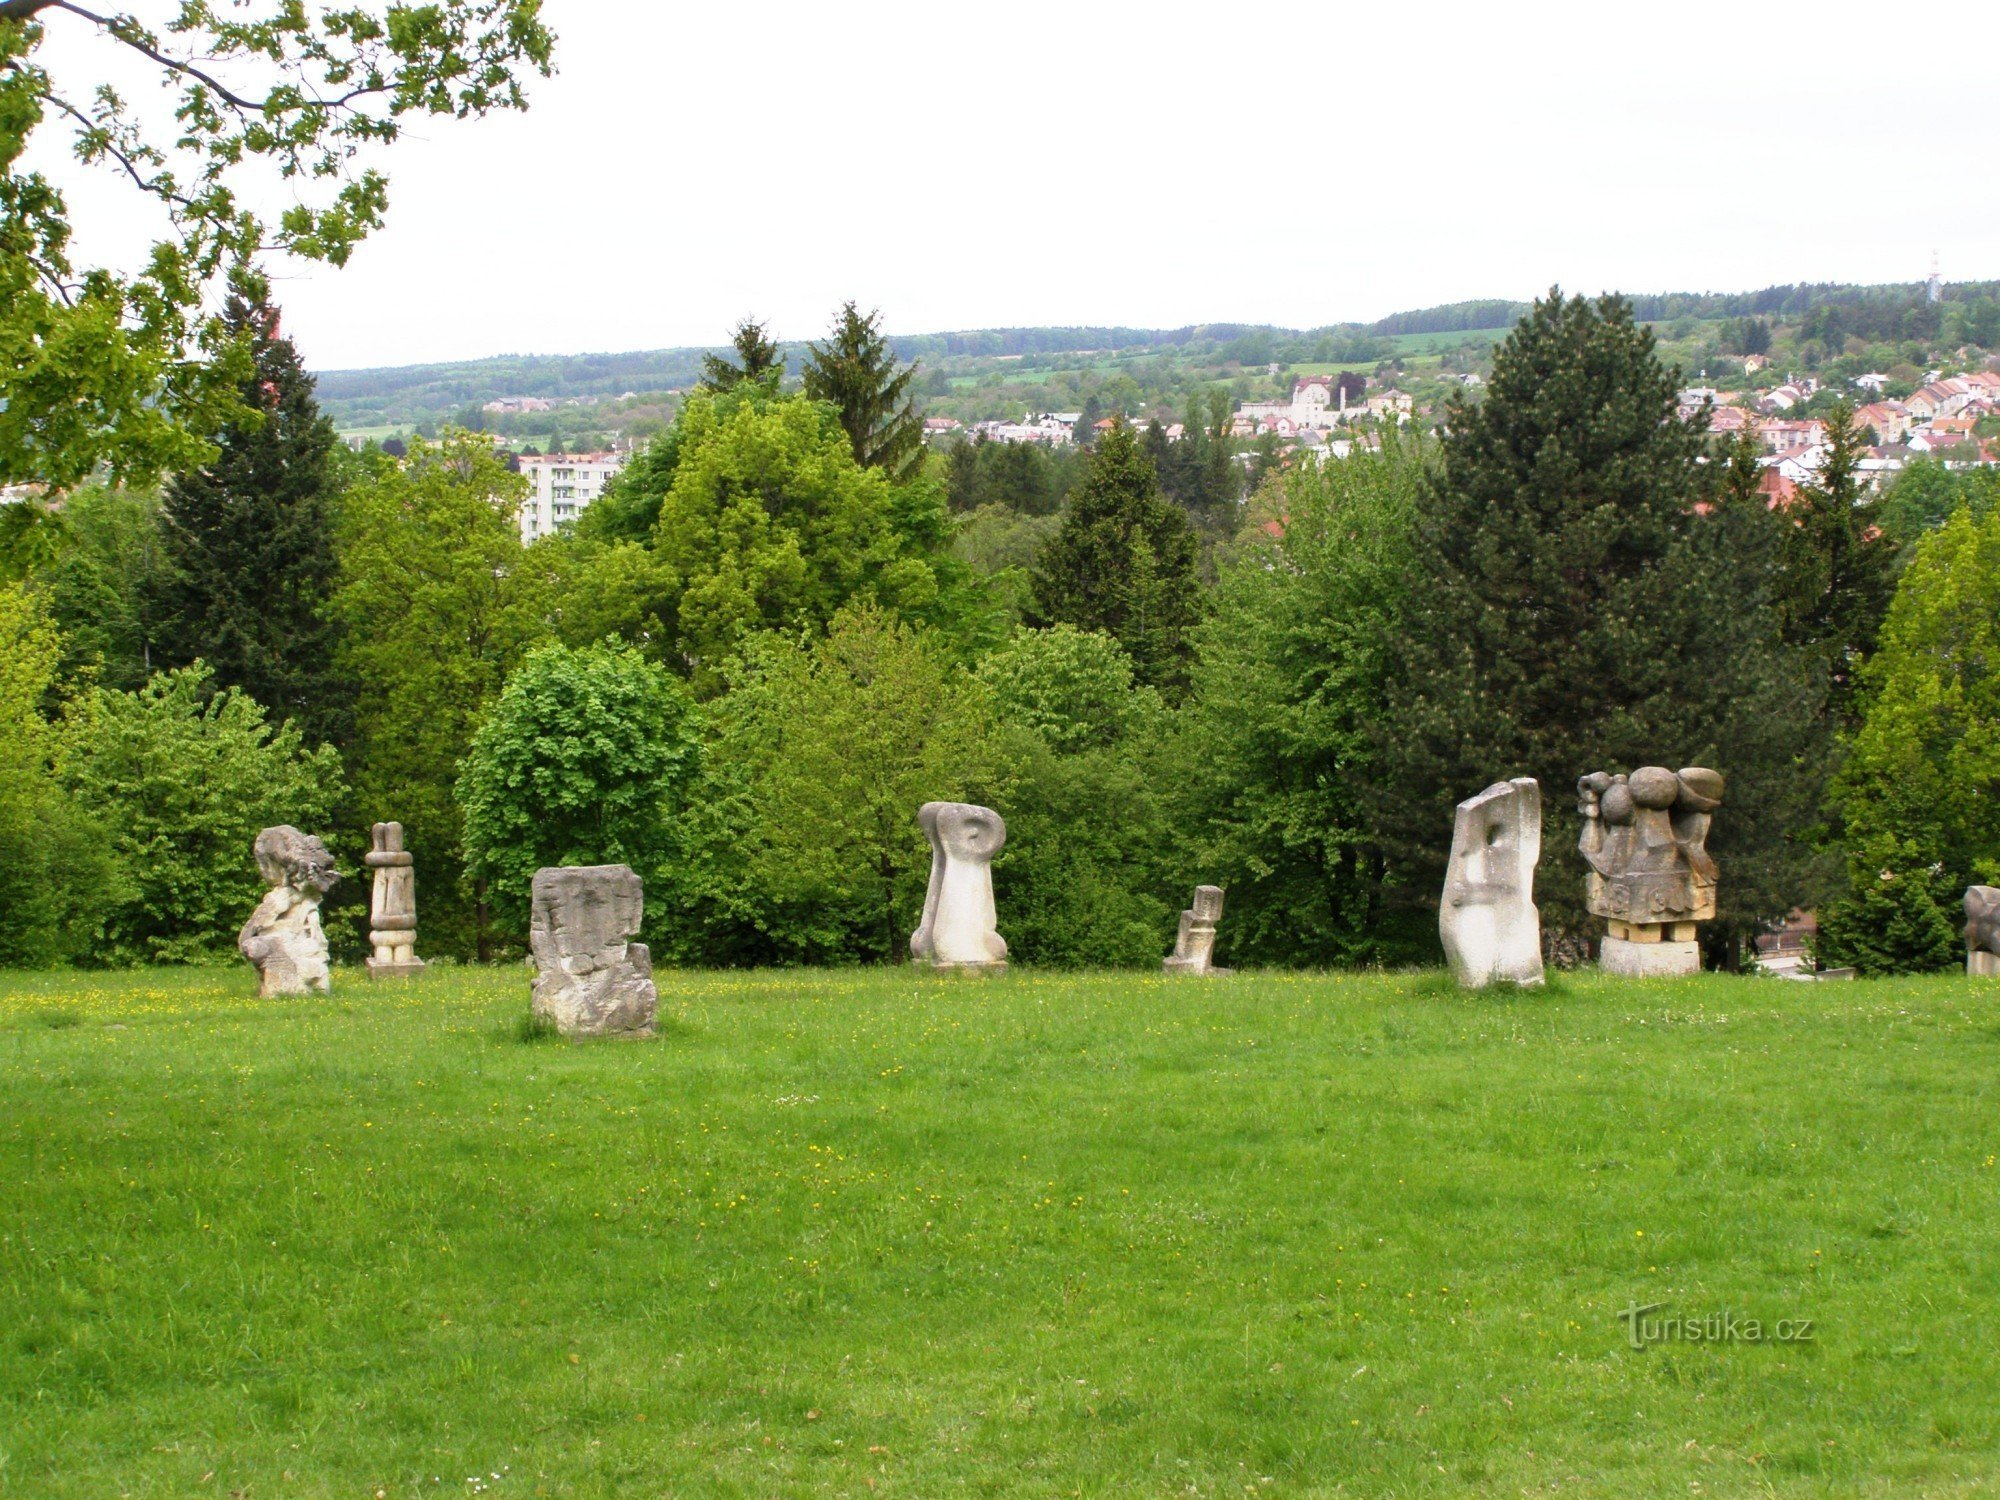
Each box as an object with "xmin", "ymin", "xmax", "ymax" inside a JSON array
[
  {"xmin": 1031, "ymin": 419, "xmax": 1201, "ymax": 697},
  {"xmin": 700, "ymin": 317, "xmax": 783, "ymax": 393},
  {"xmin": 1369, "ymin": 290, "xmax": 1828, "ymax": 941},
  {"xmin": 801, "ymin": 302, "xmax": 923, "ymax": 480},
  {"xmin": 152, "ymin": 283, "xmax": 349, "ymax": 745}
]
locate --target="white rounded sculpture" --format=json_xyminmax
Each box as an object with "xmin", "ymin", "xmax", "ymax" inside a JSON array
[
  {"xmin": 1439, "ymin": 778, "xmax": 1545, "ymax": 988},
  {"xmin": 910, "ymin": 801, "xmax": 1008, "ymax": 970}
]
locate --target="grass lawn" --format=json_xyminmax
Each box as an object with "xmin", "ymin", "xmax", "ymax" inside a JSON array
[{"xmin": 2, "ymin": 965, "xmax": 1996, "ymax": 1497}]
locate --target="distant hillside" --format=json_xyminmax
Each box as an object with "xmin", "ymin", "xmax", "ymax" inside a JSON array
[{"xmin": 315, "ymin": 279, "xmax": 2000, "ymax": 437}]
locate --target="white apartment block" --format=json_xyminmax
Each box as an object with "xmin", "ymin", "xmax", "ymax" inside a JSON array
[{"xmin": 517, "ymin": 451, "xmax": 626, "ymax": 542}]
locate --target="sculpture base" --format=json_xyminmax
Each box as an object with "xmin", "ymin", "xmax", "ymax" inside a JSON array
[
  {"xmin": 367, "ymin": 959, "xmax": 426, "ymax": 979},
  {"xmin": 915, "ymin": 959, "xmax": 1007, "ymax": 974},
  {"xmin": 1600, "ymin": 935, "xmax": 1701, "ymax": 978},
  {"xmin": 1970, "ymin": 951, "xmax": 2000, "ymax": 977},
  {"xmin": 1162, "ymin": 960, "xmax": 1232, "ymax": 976}
]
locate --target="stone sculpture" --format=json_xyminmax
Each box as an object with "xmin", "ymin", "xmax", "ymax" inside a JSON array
[
  {"xmin": 364, "ymin": 821, "xmax": 424, "ymax": 978},
  {"xmin": 1577, "ymin": 765, "xmax": 1725, "ymax": 977},
  {"xmin": 529, "ymin": 864, "xmax": 657, "ymax": 1037},
  {"xmin": 238, "ymin": 825, "xmax": 339, "ymax": 997},
  {"xmin": 1440, "ymin": 778, "xmax": 1545, "ymax": 988},
  {"xmin": 910, "ymin": 801, "xmax": 1008, "ymax": 970},
  {"xmin": 1965, "ymin": 886, "xmax": 2000, "ymax": 977},
  {"xmin": 1163, "ymin": 885, "xmax": 1227, "ymax": 975}
]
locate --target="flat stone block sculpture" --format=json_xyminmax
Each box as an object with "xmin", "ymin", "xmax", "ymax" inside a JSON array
[
  {"xmin": 1578, "ymin": 766, "xmax": 1724, "ymax": 978},
  {"xmin": 1163, "ymin": 885, "xmax": 1226, "ymax": 974},
  {"xmin": 1966, "ymin": 886, "xmax": 2000, "ymax": 977},
  {"xmin": 529, "ymin": 864, "xmax": 657, "ymax": 1037},
  {"xmin": 239, "ymin": 825, "xmax": 339, "ymax": 997},
  {"xmin": 910, "ymin": 801, "xmax": 1008, "ymax": 970},
  {"xmin": 1440, "ymin": 778, "xmax": 1545, "ymax": 988},
  {"xmin": 364, "ymin": 820, "xmax": 425, "ymax": 978}
]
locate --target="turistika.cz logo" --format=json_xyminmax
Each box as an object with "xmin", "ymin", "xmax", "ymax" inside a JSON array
[{"xmin": 1616, "ymin": 1302, "xmax": 1815, "ymax": 1350}]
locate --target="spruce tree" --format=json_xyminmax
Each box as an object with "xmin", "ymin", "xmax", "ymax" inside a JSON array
[
  {"xmin": 1369, "ymin": 290, "xmax": 1827, "ymax": 943},
  {"xmin": 1031, "ymin": 419, "xmax": 1201, "ymax": 697},
  {"xmin": 700, "ymin": 317, "xmax": 783, "ymax": 393},
  {"xmin": 152, "ymin": 284, "xmax": 349, "ymax": 745},
  {"xmin": 802, "ymin": 302, "xmax": 923, "ymax": 480},
  {"xmin": 1776, "ymin": 400, "xmax": 1899, "ymax": 724}
]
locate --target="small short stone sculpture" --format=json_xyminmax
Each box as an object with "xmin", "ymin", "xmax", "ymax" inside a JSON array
[
  {"xmin": 1163, "ymin": 886, "xmax": 1226, "ymax": 975},
  {"xmin": 1965, "ymin": 886, "xmax": 2000, "ymax": 977},
  {"xmin": 364, "ymin": 821, "xmax": 424, "ymax": 978},
  {"xmin": 1440, "ymin": 778, "xmax": 1545, "ymax": 988},
  {"xmin": 529, "ymin": 864, "xmax": 657, "ymax": 1037},
  {"xmin": 239, "ymin": 825, "xmax": 339, "ymax": 997},
  {"xmin": 910, "ymin": 801, "xmax": 1008, "ymax": 970},
  {"xmin": 1577, "ymin": 765, "xmax": 1725, "ymax": 977}
]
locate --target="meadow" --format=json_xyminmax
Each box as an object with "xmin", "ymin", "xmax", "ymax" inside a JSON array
[{"xmin": 2, "ymin": 964, "xmax": 1995, "ymax": 1497}]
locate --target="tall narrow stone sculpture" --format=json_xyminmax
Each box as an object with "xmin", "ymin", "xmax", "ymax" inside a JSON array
[
  {"xmin": 239, "ymin": 825, "xmax": 339, "ymax": 997},
  {"xmin": 529, "ymin": 864, "xmax": 657, "ymax": 1037},
  {"xmin": 1163, "ymin": 886, "xmax": 1226, "ymax": 974},
  {"xmin": 1965, "ymin": 886, "xmax": 2000, "ymax": 977},
  {"xmin": 364, "ymin": 821, "xmax": 424, "ymax": 978},
  {"xmin": 910, "ymin": 801, "xmax": 1008, "ymax": 970},
  {"xmin": 1440, "ymin": 778, "xmax": 1545, "ymax": 988},
  {"xmin": 1577, "ymin": 766, "xmax": 1725, "ymax": 977}
]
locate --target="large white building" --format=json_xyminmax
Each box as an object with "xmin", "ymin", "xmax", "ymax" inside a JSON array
[{"xmin": 517, "ymin": 451, "xmax": 626, "ymax": 542}]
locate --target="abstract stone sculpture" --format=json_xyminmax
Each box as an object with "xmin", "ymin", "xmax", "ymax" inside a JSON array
[
  {"xmin": 1577, "ymin": 766, "xmax": 1725, "ymax": 977},
  {"xmin": 1163, "ymin": 885, "xmax": 1226, "ymax": 975},
  {"xmin": 910, "ymin": 801, "xmax": 1008, "ymax": 970},
  {"xmin": 529, "ymin": 864, "xmax": 657, "ymax": 1037},
  {"xmin": 1440, "ymin": 778, "xmax": 1545, "ymax": 988},
  {"xmin": 239, "ymin": 825, "xmax": 339, "ymax": 997},
  {"xmin": 364, "ymin": 821, "xmax": 424, "ymax": 978},
  {"xmin": 1965, "ymin": 886, "xmax": 2000, "ymax": 977}
]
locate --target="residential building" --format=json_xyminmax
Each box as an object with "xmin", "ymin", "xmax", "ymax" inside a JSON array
[
  {"xmin": 1850, "ymin": 401, "xmax": 1910, "ymax": 445},
  {"xmin": 517, "ymin": 450, "xmax": 627, "ymax": 543}
]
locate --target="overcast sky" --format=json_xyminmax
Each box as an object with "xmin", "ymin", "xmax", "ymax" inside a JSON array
[{"xmin": 34, "ymin": 2, "xmax": 2000, "ymax": 371}]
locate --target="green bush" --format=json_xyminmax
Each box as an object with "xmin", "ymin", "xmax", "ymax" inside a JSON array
[
  {"xmin": 457, "ymin": 638, "xmax": 701, "ymax": 940},
  {"xmin": 58, "ymin": 663, "xmax": 343, "ymax": 964}
]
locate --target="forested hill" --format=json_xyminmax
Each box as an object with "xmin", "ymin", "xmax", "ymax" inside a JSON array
[{"xmin": 316, "ymin": 279, "xmax": 2000, "ymax": 434}]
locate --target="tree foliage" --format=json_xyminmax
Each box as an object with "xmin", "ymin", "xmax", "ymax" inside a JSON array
[
  {"xmin": 659, "ymin": 607, "xmax": 1010, "ymax": 966},
  {"xmin": 332, "ymin": 434, "xmax": 543, "ymax": 957},
  {"xmin": 457, "ymin": 638, "xmax": 701, "ymax": 939},
  {"xmin": 57, "ymin": 662, "xmax": 343, "ymax": 965},
  {"xmin": 0, "ymin": 581, "xmax": 122, "ymax": 965},
  {"xmin": 649, "ymin": 392, "xmax": 956, "ymax": 690},
  {"xmin": 1175, "ymin": 437, "xmax": 1431, "ymax": 965},
  {"xmin": 1369, "ymin": 290, "xmax": 1829, "ymax": 945},
  {"xmin": 151, "ymin": 286, "xmax": 350, "ymax": 745},
  {"xmin": 802, "ymin": 302, "xmax": 922, "ymax": 481},
  {"xmin": 0, "ymin": 1, "xmax": 553, "ymax": 487},
  {"xmin": 700, "ymin": 317, "xmax": 782, "ymax": 394},
  {"xmin": 1817, "ymin": 505, "xmax": 2000, "ymax": 973},
  {"xmin": 1031, "ymin": 420, "xmax": 1201, "ymax": 698}
]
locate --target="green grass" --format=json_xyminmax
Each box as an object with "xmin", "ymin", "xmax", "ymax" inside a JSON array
[{"xmin": 2, "ymin": 965, "xmax": 1997, "ymax": 1496}]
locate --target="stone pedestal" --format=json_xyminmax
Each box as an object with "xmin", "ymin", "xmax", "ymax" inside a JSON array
[
  {"xmin": 365, "ymin": 820, "xmax": 425, "ymax": 978},
  {"xmin": 1163, "ymin": 886, "xmax": 1226, "ymax": 975},
  {"xmin": 1600, "ymin": 934, "xmax": 1701, "ymax": 978},
  {"xmin": 1970, "ymin": 951, "xmax": 2000, "ymax": 977}
]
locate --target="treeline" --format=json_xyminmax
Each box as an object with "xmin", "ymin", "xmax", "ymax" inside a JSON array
[{"xmin": 7, "ymin": 292, "xmax": 1992, "ymax": 976}]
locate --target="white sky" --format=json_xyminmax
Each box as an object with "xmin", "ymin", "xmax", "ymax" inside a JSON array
[{"xmin": 30, "ymin": 1, "xmax": 2000, "ymax": 371}]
